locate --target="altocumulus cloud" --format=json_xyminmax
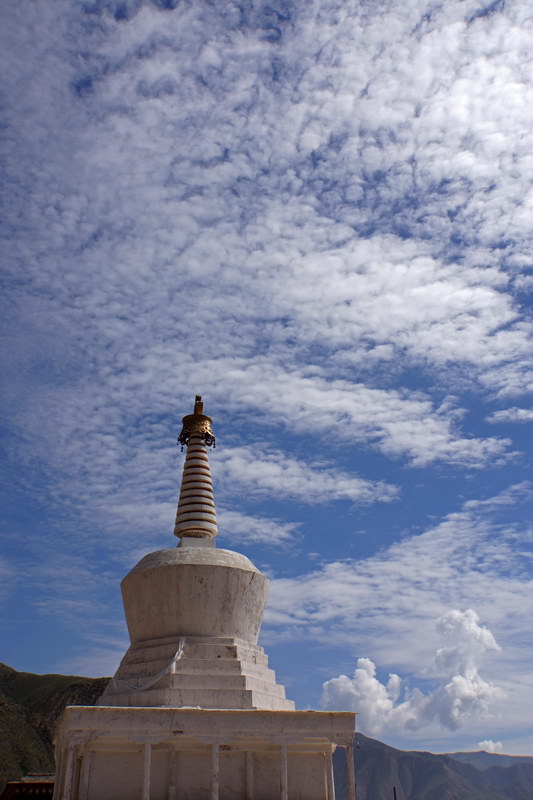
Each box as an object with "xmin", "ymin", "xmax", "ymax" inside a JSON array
[
  {"xmin": 487, "ymin": 408, "xmax": 533, "ymax": 424},
  {"xmin": 266, "ymin": 484, "xmax": 533, "ymax": 653},
  {"xmin": 213, "ymin": 445, "xmax": 399, "ymax": 504},
  {"xmin": 1, "ymin": 0, "xmax": 530, "ymax": 509}
]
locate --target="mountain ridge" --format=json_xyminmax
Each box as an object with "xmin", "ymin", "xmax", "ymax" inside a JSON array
[
  {"xmin": 333, "ymin": 732, "xmax": 533, "ymax": 800},
  {"xmin": 444, "ymin": 749, "xmax": 533, "ymax": 770}
]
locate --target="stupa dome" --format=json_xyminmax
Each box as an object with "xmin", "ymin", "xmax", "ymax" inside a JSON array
[{"xmin": 121, "ymin": 546, "xmax": 268, "ymax": 645}]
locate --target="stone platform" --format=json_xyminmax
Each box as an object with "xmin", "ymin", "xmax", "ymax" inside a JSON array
[
  {"xmin": 54, "ymin": 706, "xmax": 356, "ymax": 800},
  {"xmin": 99, "ymin": 635, "xmax": 295, "ymax": 711}
]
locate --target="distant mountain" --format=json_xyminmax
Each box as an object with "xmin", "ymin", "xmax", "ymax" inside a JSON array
[
  {"xmin": 445, "ymin": 749, "xmax": 533, "ymax": 771},
  {"xmin": 2, "ymin": 663, "xmax": 533, "ymax": 799},
  {"xmin": 333, "ymin": 733, "xmax": 533, "ymax": 800},
  {"xmin": 0, "ymin": 663, "xmax": 108, "ymax": 792}
]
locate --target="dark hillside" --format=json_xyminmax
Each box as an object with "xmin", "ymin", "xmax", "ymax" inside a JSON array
[
  {"xmin": 0, "ymin": 664, "xmax": 108, "ymax": 792},
  {"xmin": 0, "ymin": 689, "xmax": 53, "ymax": 789},
  {"xmin": 0, "ymin": 664, "xmax": 109, "ymax": 724}
]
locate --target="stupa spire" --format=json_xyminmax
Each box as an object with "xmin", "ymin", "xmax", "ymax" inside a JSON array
[{"xmin": 174, "ymin": 395, "xmax": 218, "ymax": 542}]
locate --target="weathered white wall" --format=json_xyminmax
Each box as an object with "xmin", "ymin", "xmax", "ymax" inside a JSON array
[
  {"xmin": 121, "ymin": 548, "xmax": 267, "ymax": 644},
  {"xmin": 53, "ymin": 707, "xmax": 356, "ymax": 800},
  {"xmin": 87, "ymin": 751, "xmax": 142, "ymax": 800}
]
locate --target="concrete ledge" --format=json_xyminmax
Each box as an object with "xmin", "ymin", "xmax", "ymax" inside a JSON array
[{"xmin": 57, "ymin": 705, "xmax": 355, "ymax": 746}]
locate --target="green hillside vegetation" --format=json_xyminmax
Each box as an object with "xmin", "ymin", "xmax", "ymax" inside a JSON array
[
  {"xmin": 0, "ymin": 689, "xmax": 53, "ymax": 788},
  {"xmin": 0, "ymin": 663, "xmax": 108, "ymax": 792}
]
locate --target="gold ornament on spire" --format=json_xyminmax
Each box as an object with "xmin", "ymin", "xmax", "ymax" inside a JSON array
[{"xmin": 177, "ymin": 395, "xmax": 216, "ymax": 449}]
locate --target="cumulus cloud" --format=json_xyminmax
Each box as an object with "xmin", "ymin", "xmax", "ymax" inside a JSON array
[
  {"xmin": 321, "ymin": 610, "xmax": 503, "ymax": 735},
  {"xmin": 478, "ymin": 739, "xmax": 504, "ymax": 753}
]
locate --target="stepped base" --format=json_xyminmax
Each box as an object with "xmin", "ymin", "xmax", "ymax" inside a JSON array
[
  {"xmin": 53, "ymin": 706, "xmax": 356, "ymax": 800},
  {"xmin": 99, "ymin": 635, "xmax": 295, "ymax": 711}
]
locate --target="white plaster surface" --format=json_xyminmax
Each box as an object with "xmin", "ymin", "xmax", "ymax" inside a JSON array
[
  {"xmin": 53, "ymin": 706, "xmax": 356, "ymax": 800},
  {"xmin": 100, "ymin": 634, "xmax": 295, "ymax": 711},
  {"xmin": 121, "ymin": 548, "xmax": 267, "ymax": 645},
  {"xmin": 104, "ymin": 545, "xmax": 293, "ymax": 710}
]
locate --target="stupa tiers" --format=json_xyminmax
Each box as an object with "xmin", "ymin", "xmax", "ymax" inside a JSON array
[{"xmin": 53, "ymin": 398, "xmax": 356, "ymax": 800}]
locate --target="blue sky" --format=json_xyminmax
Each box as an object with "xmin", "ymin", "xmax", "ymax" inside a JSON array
[{"xmin": 1, "ymin": 0, "xmax": 533, "ymax": 756}]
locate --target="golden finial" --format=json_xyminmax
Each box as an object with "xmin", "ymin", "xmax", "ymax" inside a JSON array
[
  {"xmin": 177, "ymin": 395, "xmax": 215, "ymax": 449},
  {"xmin": 193, "ymin": 394, "xmax": 203, "ymax": 415}
]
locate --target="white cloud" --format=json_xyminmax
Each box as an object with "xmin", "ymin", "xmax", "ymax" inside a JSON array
[
  {"xmin": 2, "ymin": 1, "xmax": 532, "ymax": 421},
  {"xmin": 246, "ymin": 236, "xmax": 532, "ymax": 395},
  {"xmin": 184, "ymin": 362, "xmax": 509, "ymax": 467},
  {"xmin": 478, "ymin": 739, "xmax": 504, "ymax": 753},
  {"xmin": 264, "ymin": 483, "xmax": 533, "ymax": 747},
  {"xmin": 217, "ymin": 509, "xmax": 299, "ymax": 547},
  {"xmin": 213, "ymin": 445, "xmax": 398, "ymax": 505},
  {"xmin": 266, "ymin": 484, "xmax": 533, "ymax": 652},
  {"xmin": 2, "ymin": 0, "xmax": 533, "ymax": 753},
  {"xmin": 487, "ymin": 408, "xmax": 533, "ymax": 424},
  {"xmin": 2, "ymin": 1, "xmax": 531, "ymax": 550},
  {"xmin": 321, "ymin": 610, "xmax": 503, "ymax": 735},
  {"xmin": 3, "ymin": 356, "xmax": 509, "ymax": 566}
]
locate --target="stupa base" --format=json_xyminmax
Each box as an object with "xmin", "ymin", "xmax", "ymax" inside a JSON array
[
  {"xmin": 53, "ymin": 706, "xmax": 356, "ymax": 800},
  {"xmin": 99, "ymin": 635, "xmax": 295, "ymax": 711}
]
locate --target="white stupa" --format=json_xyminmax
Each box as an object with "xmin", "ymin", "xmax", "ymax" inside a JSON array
[{"xmin": 53, "ymin": 397, "xmax": 356, "ymax": 800}]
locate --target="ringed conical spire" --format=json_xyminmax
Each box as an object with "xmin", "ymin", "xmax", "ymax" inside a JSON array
[{"xmin": 174, "ymin": 395, "xmax": 218, "ymax": 542}]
